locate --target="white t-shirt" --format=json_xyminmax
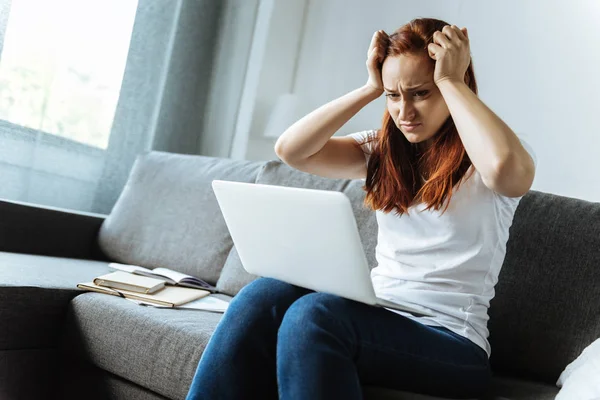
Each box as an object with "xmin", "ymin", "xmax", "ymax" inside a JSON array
[{"xmin": 346, "ymin": 129, "xmax": 537, "ymax": 358}]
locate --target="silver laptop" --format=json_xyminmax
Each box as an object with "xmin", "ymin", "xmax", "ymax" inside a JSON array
[{"xmin": 211, "ymin": 179, "xmax": 435, "ymax": 318}]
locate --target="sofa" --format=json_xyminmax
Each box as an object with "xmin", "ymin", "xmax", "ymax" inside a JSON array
[{"xmin": 1, "ymin": 151, "xmax": 598, "ymax": 400}]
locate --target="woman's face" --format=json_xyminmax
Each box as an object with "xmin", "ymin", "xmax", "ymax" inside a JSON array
[{"xmin": 381, "ymin": 53, "xmax": 450, "ymax": 150}]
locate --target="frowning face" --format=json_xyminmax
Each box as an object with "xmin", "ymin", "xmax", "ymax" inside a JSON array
[{"xmin": 382, "ymin": 53, "xmax": 451, "ymax": 151}]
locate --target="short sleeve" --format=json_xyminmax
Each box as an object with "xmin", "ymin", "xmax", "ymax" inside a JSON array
[{"xmin": 345, "ymin": 129, "xmax": 378, "ymax": 164}]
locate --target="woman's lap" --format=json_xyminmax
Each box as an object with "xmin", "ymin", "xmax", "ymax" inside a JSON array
[{"xmin": 187, "ymin": 277, "xmax": 491, "ymax": 399}]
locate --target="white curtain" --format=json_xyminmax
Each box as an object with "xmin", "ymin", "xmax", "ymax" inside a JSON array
[{"xmin": 0, "ymin": 0, "xmax": 222, "ymax": 215}]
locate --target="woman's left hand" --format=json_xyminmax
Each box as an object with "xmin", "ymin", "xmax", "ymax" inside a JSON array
[{"xmin": 428, "ymin": 25, "xmax": 471, "ymax": 86}]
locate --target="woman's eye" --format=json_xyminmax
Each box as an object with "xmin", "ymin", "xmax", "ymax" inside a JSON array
[{"xmin": 385, "ymin": 91, "xmax": 428, "ymax": 100}]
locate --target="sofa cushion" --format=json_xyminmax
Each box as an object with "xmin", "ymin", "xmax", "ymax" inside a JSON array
[
  {"xmin": 216, "ymin": 160, "xmax": 378, "ymax": 296},
  {"xmin": 63, "ymin": 292, "xmax": 233, "ymax": 400},
  {"xmin": 0, "ymin": 251, "xmax": 111, "ymax": 349},
  {"xmin": 487, "ymin": 190, "xmax": 600, "ymax": 383},
  {"xmin": 216, "ymin": 245, "xmax": 257, "ymax": 297},
  {"xmin": 341, "ymin": 178, "xmax": 379, "ymax": 271},
  {"xmin": 98, "ymin": 152, "xmax": 264, "ymax": 285}
]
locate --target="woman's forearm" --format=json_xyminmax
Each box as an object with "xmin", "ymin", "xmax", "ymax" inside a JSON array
[
  {"xmin": 437, "ymin": 79, "xmax": 535, "ymax": 197},
  {"xmin": 274, "ymin": 85, "xmax": 381, "ymax": 163},
  {"xmin": 437, "ymin": 79, "xmax": 528, "ymax": 179}
]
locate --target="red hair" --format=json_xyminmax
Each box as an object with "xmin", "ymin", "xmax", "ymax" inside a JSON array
[{"xmin": 358, "ymin": 18, "xmax": 478, "ymax": 216}]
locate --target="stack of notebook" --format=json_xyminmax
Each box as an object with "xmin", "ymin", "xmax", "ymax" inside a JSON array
[
  {"xmin": 77, "ymin": 267, "xmax": 229, "ymax": 312},
  {"xmin": 104, "ymin": 262, "xmax": 219, "ymax": 292}
]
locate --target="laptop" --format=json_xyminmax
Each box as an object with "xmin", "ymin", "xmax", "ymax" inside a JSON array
[{"xmin": 211, "ymin": 179, "xmax": 435, "ymax": 318}]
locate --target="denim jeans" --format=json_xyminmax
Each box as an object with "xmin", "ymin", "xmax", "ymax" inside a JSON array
[{"xmin": 186, "ymin": 277, "xmax": 491, "ymax": 400}]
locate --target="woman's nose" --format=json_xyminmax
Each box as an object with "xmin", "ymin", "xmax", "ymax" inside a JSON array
[{"xmin": 398, "ymin": 100, "xmax": 416, "ymax": 121}]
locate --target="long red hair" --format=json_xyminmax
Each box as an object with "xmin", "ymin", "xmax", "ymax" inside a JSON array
[{"xmin": 359, "ymin": 18, "xmax": 478, "ymax": 216}]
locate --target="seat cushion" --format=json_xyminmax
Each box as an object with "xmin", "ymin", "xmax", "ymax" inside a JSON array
[
  {"xmin": 0, "ymin": 251, "xmax": 111, "ymax": 349},
  {"xmin": 98, "ymin": 152, "xmax": 264, "ymax": 285},
  {"xmin": 63, "ymin": 292, "xmax": 233, "ymax": 400},
  {"xmin": 216, "ymin": 160, "xmax": 378, "ymax": 296}
]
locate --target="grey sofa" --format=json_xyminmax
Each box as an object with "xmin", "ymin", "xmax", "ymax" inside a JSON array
[{"xmin": 1, "ymin": 151, "xmax": 599, "ymax": 400}]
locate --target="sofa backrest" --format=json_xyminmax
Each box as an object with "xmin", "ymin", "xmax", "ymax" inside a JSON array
[
  {"xmin": 98, "ymin": 152, "xmax": 263, "ymax": 285},
  {"xmin": 487, "ymin": 190, "xmax": 600, "ymax": 383}
]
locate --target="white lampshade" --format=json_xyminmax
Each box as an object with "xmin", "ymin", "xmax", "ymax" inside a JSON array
[{"xmin": 263, "ymin": 93, "xmax": 303, "ymax": 138}]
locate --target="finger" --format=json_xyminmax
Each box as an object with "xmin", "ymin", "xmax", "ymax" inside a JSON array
[
  {"xmin": 368, "ymin": 48, "xmax": 378, "ymax": 63},
  {"xmin": 376, "ymin": 48, "xmax": 385, "ymax": 63},
  {"xmin": 372, "ymin": 30, "xmax": 387, "ymax": 54},
  {"xmin": 368, "ymin": 31, "xmax": 379, "ymax": 54},
  {"xmin": 461, "ymin": 27, "xmax": 469, "ymax": 39},
  {"xmin": 433, "ymin": 30, "xmax": 452, "ymax": 49},
  {"xmin": 377, "ymin": 39, "xmax": 387, "ymax": 55},
  {"xmin": 377, "ymin": 31, "xmax": 389, "ymax": 61},
  {"xmin": 442, "ymin": 25, "xmax": 464, "ymax": 47},
  {"xmin": 369, "ymin": 47, "xmax": 383, "ymax": 65},
  {"xmin": 372, "ymin": 48, "xmax": 382, "ymax": 64},
  {"xmin": 442, "ymin": 25, "xmax": 458, "ymax": 42},
  {"xmin": 452, "ymin": 25, "xmax": 467, "ymax": 41},
  {"xmin": 377, "ymin": 30, "xmax": 389, "ymax": 45},
  {"xmin": 427, "ymin": 43, "xmax": 442, "ymax": 59}
]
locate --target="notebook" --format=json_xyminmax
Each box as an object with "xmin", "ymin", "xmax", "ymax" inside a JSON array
[
  {"xmin": 77, "ymin": 281, "xmax": 210, "ymax": 307},
  {"xmin": 108, "ymin": 263, "xmax": 218, "ymax": 293},
  {"xmin": 93, "ymin": 271, "xmax": 166, "ymax": 294}
]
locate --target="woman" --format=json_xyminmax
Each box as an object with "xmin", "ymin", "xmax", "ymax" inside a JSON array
[{"xmin": 186, "ymin": 17, "xmax": 536, "ymax": 400}]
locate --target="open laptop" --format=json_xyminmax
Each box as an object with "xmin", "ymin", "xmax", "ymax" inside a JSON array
[{"xmin": 211, "ymin": 179, "xmax": 435, "ymax": 318}]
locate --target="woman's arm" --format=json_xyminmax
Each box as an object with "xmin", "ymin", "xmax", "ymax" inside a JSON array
[
  {"xmin": 275, "ymin": 30, "xmax": 388, "ymax": 163},
  {"xmin": 429, "ymin": 25, "xmax": 535, "ymax": 198},
  {"xmin": 274, "ymin": 85, "xmax": 381, "ymax": 163},
  {"xmin": 437, "ymin": 79, "xmax": 535, "ymax": 197}
]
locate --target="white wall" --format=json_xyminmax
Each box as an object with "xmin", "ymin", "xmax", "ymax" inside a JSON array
[
  {"xmin": 231, "ymin": 0, "xmax": 309, "ymax": 161},
  {"xmin": 235, "ymin": 0, "xmax": 600, "ymax": 202}
]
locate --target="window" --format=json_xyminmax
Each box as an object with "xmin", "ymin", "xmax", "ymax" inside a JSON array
[{"xmin": 0, "ymin": 0, "xmax": 138, "ymax": 149}]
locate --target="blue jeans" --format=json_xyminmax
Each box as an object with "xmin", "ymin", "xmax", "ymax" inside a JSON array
[{"xmin": 186, "ymin": 277, "xmax": 491, "ymax": 400}]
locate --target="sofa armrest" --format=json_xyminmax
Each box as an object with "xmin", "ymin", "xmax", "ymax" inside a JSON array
[{"xmin": 0, "ymin": 199, "xmax": 110, "ymax": 261}]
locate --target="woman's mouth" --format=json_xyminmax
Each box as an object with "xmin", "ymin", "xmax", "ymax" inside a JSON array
[{"xmin": 400, "ymin": 123, "xmax": 422, "ymax": 132}]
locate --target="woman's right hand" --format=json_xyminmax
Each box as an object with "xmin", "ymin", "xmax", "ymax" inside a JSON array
[{"xmin": 365, "ymin": 30, "xmax": 389, "ymax": 95}]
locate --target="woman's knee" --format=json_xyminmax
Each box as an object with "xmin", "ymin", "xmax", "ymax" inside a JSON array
[
  {"xmin": 227, "ymin": 277, "xmax": 310, "ymax": 323},
  {"xmin": 234, "ymin": 277, "xmax": 304, "ymax": 304},
  {"xmin": 277, "ymin": 293, "xmax": 356, "ymax": 347},
  {"xmin": 209, "ymin": 278, "xmax": 300, "ymax": 346}
]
